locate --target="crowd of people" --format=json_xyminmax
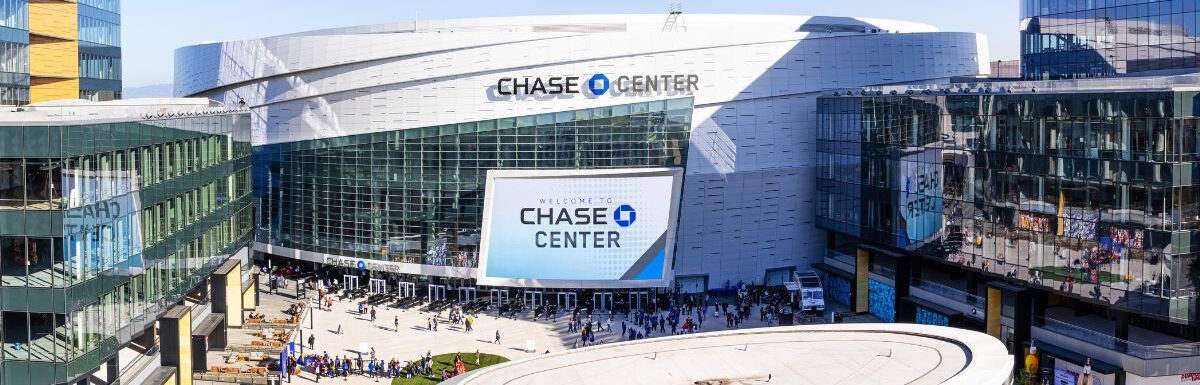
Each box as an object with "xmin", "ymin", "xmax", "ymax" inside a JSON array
[
  {"xmin": 290, "ymin": 349, "xmax": 480, "ymax": 381},
  {"xmin": 258, "ymin": 259, "xmax": 800, "ymax": 382}
]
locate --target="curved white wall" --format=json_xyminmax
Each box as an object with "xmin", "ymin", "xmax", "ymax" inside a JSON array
[{"xmin": 176, "ymin": 14, "xmax": 990, "ymax": 287}]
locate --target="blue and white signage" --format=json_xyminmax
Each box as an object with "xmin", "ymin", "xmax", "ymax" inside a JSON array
[
  {"xmin": 494, "ymin": 73, "xmax": 698, "ymax": 97},
  {"xmin": 477, "ymin": 168, "xmax": 683, "ymax": 288}
]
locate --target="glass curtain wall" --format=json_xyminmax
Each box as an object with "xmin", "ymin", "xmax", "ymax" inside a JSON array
[
  {"xmin": 1021, "ymin": 0, "xmax": 1200, "ymax": 80},
  {"xmin": 0, "ymin": 112, "xmax": 252, "ymax": 385},
  {"xmin": 817, "ymin": 91, "xmax": 1199, "ymax": 323},
  {"xmin": 255, "ymin": 98, "xmax": 693, "ymax": 269},
  {"xmin": 0, "ymin": 0, "xmax": 27, "ymax": 106},
  {"xmin": 76, "ymin": 0, "xmax": 120, "ymax": 101}
]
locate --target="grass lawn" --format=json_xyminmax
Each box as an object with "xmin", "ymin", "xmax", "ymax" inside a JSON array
[{"xmin": 390, "ymin": 353, "xmax": 508, "ymax": 385}]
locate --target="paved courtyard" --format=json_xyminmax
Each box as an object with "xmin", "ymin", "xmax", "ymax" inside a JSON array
[{"xmin": 256, "ymin": 279, "xmax": 877, "ymax": 384}]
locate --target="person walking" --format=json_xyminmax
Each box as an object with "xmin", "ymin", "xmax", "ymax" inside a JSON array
[
  {"xmin": 394, "ymin": 315, "xmax": 399, "ymax": 332},
  {"xmin": 308, "ymin": 334, "xmax": 315, "ymax": 349},
  {"xmin": 494, "ymin": 330, "xmax": 501, "ymax": 344}
]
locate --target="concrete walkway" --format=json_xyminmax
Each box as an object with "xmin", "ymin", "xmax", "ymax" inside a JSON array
[{"xmin": 262, "ymin": 286, "xmax": 863, "ymax": 384}]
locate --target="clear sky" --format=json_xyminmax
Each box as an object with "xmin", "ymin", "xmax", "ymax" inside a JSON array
[{"xmin": 121, "ymin": 0, "xmax": 1020, "ymax": 88}]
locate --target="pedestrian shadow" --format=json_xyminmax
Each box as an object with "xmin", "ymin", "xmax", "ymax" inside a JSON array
[
  {"xmin": 474, "ymin": 339, "xmax": 493, "ymax": 344},
  {"xmin": 272, "ymin": 291, "xmax": 298, "ymax": 299},
  {"xmin": 409, "ymin": 326, "xmax": 429, "ymax": 332},
  {"xmin": 374, "ymin": 325, "xmax": 397, "ymax": 332}
]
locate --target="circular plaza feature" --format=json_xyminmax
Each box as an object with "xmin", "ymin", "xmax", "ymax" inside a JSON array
[{"xmin": 442, "ymin": 323, "xmax": 1012, "ymax": 385}]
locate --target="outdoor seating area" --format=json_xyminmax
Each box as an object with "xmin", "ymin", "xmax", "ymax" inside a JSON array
[
  {"xmin": 194, "ymin": 370, "xmax": 272, "ymax": 384},
  {"xmin": 202, "ymin": 350, "xmax": 274, "ymax": 378},
  {"xmin": 222, "ymin": 351, "xmax": 272, "ymax": 364},
  {"xmin": 249, "ymin": 328, "xmax": 292, "ymax": 347},
  {"xmin": 208, "ymin": 365, "xmax": 269, "ymax": 375},
  {"xmin": 246, "ymin": 317, "xmax": 300, "ymax": 325}
]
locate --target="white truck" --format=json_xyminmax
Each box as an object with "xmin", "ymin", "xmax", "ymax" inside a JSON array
[{"xmin": 792, "ymin": 271, "xmax": 825, "ymax": 313}]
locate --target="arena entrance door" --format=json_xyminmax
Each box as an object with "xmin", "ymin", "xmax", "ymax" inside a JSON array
[
  {"xmin": 398, "ymin": 282, "xmax": 415, "ymax": 298},
  {"xmin": 556, "ymin": 292, "xmax": 577, "ymax": 310},
  {"xmin": 428, "ymin": 284, "xmax": 447, "ymax": 301},
  {"xmin": 525, "ymin": 291, "xmax": 543, "ymax": 307},
  {"xmin": 593, "ymin": 292, "xmax": 613, "ymax": 313},
  {"xmin": 368, "ymin": 278, "xmax": 387, "ymax": 294},
  {"xmin": 490, "ymin": 289, "xmax": 509, "ymax": 308},
  {"xmin": 629, "ymin": 291, "xmax": 649, "ymax": 311},
  {"xmin": 457, "ymin": 287, "xmax": 477, "ymax": 302},
  {"xmin": 342, "ymin": 275, "xmax": 359, "ymax": 290}
]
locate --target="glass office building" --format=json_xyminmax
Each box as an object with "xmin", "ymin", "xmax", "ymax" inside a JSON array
[
  {"xmin": 816, "ymin": 77, "xmax": 1200, "ymax": 328},
  {"xmin": 0, "ymin": 0, "xmax": 124, "ymax": 105},
  {"xmin": 0, "ymin": 100, "xmax": 251, "ymax": 385},
  {"xmin": 0, "ymin": 0, "xmax": 29, "ymax": 106},
  {"xmin": 1021, "ymin": 0, "xmax": 1200, "ymax": 80},
  {"xmin": 77, "ymin": 0, "xmax": 121, "ymax": 101},
  {"xmin": 254, "ymin": 98, "xmax": 692, "ymax": 269}
]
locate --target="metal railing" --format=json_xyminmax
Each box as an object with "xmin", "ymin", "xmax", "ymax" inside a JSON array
[
  {"xmin": 911, "ymin": 278, "xmax": 986, "ymax": 319},
  {"xmin": 871, "ymin": 264, "xmax": 896, "ymax": 279},
  {"xmin": 824, "ymin": 249, "xmax": 857, "ymax": 269},
  {"xmin": 1037, "ymin": 315, "xmax": 1200, "ymax": 359}
]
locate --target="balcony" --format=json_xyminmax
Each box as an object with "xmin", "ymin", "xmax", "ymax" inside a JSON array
[
  {"xmin": 1036, "ymin": 307, "xmax": 1200, "ymax": 358},
  {"xmin": 822, "ymin": 249, "xmax": 857, "ymax": 273},
  {"xmin": 1033, "ymin": 307, "xmax": 1200, "ymax": 376},
  {"xmin": 911, "ymin": 278, "xmax": 986, "ymax": 321}
]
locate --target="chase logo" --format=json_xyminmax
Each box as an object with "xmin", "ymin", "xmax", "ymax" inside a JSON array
[
  {"xmin": 613, "ymin": 204, "xmax": 636, "ymax": 227},
  {"xmin": 587, "ymin": 73, "xmax": 610, "ymax": 96}
]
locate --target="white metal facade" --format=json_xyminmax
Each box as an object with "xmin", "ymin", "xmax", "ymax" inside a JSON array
[{"xmin": 175, "ymin": 14, "xmax": 990, "ymax": 288}]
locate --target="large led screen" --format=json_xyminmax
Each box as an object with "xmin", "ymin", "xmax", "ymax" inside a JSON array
[{"xmin": 477, "ymin": 168, "xmax": 683, "ymax": 288}]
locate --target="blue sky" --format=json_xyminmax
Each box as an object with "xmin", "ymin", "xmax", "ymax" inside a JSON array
[{"xmin": 122, "ymin": 0, "xmax": 1019, "ymax": 88}]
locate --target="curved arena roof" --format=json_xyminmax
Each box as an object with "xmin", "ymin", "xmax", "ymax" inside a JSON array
[{"xmin": 442, "ymin": 323, "xmax": 1013, "ymax": 385}]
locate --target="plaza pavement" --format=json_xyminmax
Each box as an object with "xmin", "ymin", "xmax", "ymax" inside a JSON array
[{"xmin": 256, "ymin": 281, "xmax": 877, "ymax": 385}]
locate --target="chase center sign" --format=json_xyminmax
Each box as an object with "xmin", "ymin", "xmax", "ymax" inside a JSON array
[
  {"xmin": 495, "ymin": 73, "xmax": 699, "ymax": 96},
  {"xmin": 476, "ymin": 168, "xmax": 684, "ymax": 288}
]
